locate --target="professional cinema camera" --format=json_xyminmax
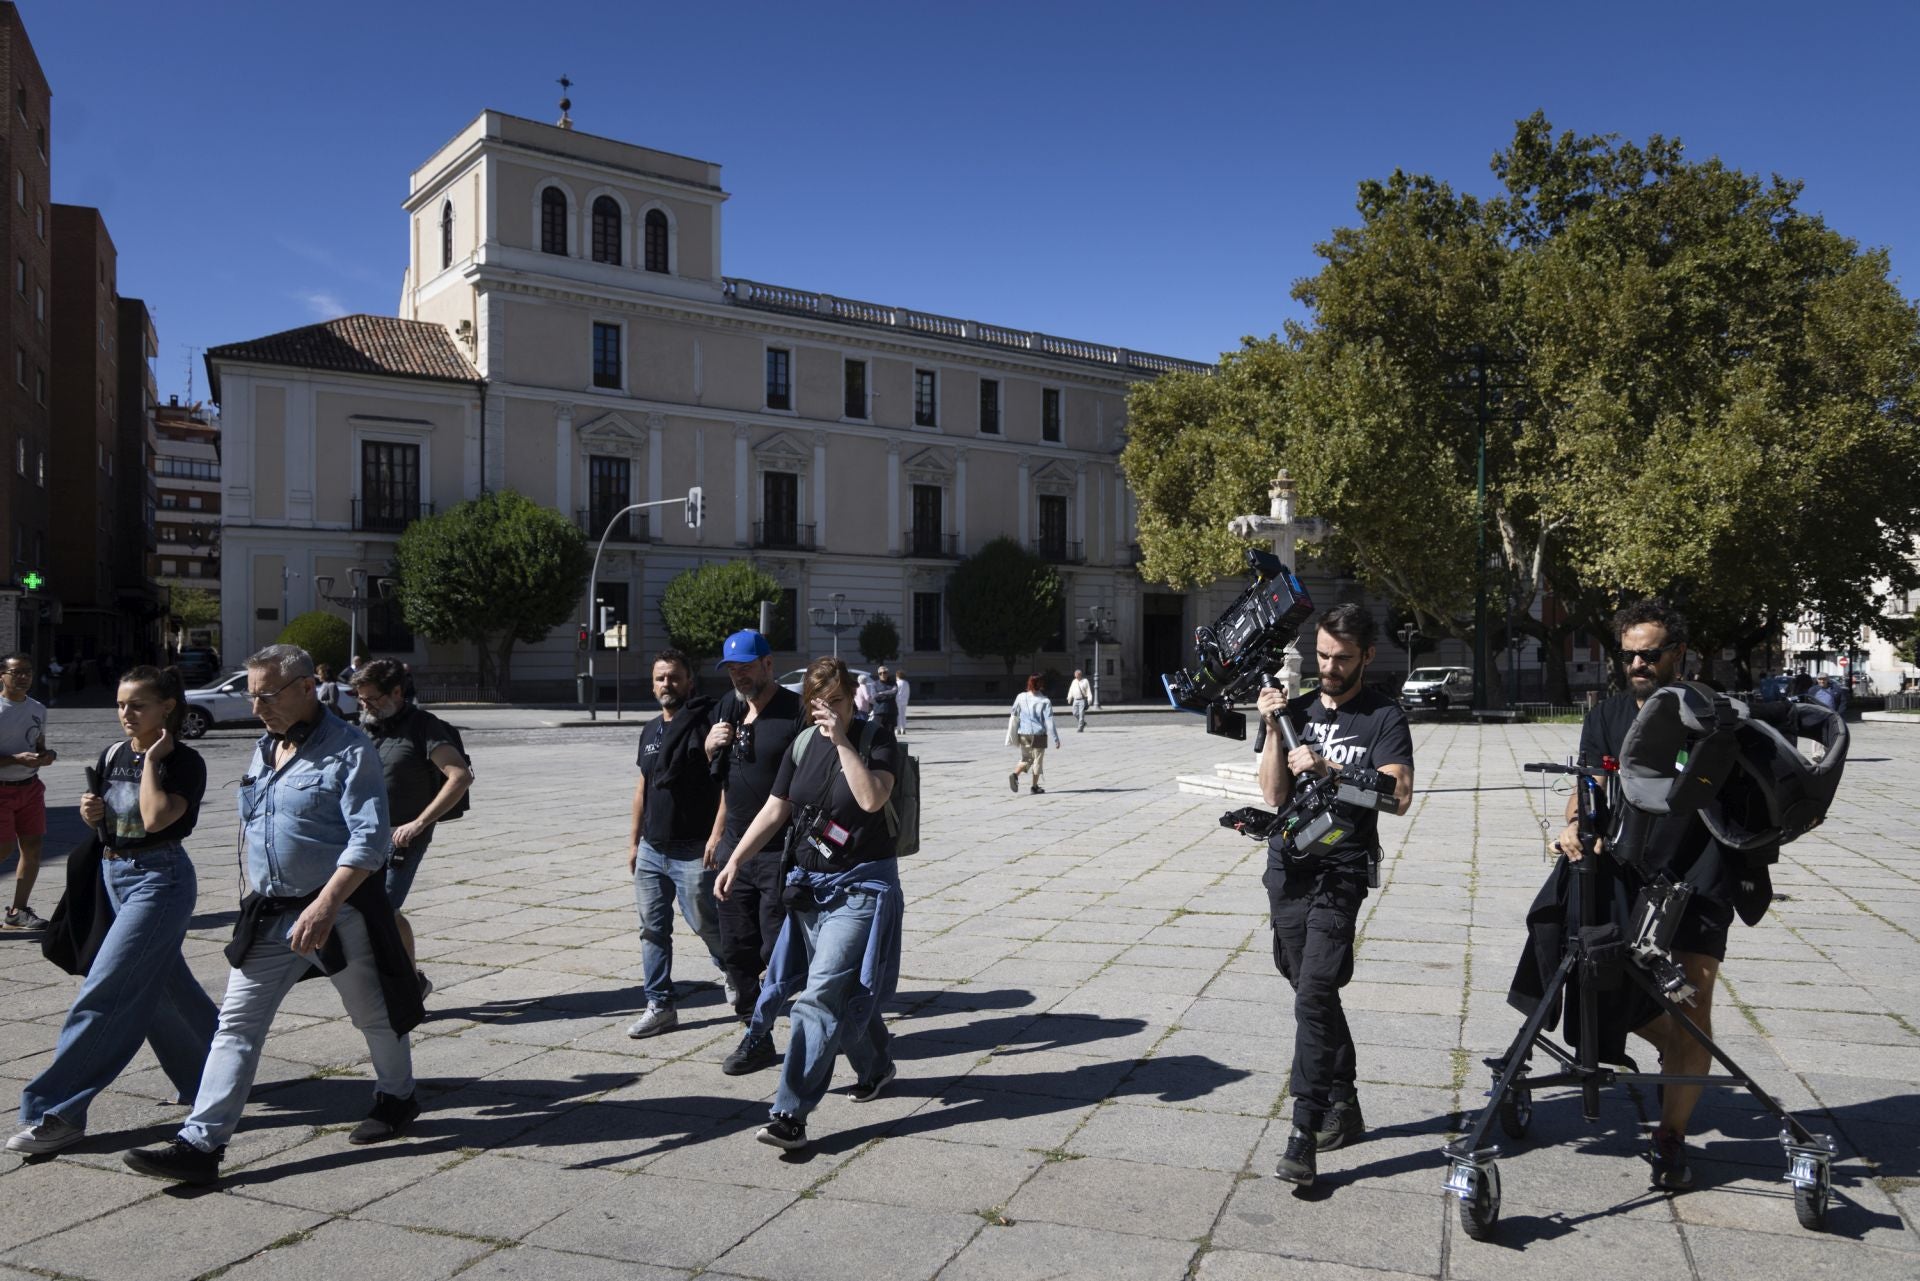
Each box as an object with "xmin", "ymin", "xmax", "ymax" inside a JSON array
[
  {"xmin": 1220, "ymin": 710, "xmax": 1397, "ymax": 883},
  {"xmin": 1161, "ymin": 547, "xmax": 1314, "ymax": 740}
]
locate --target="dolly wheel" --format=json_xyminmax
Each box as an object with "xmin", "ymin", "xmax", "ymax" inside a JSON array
[
  {"xmin": 1498, "ymin": 1086, "xmax": 1532, "ymax": 1141},
  {"xmin": 1459, "ymin": 1162, "xmax": 1502, "ymax": 1241},
  {"xmin": 1794, "ymin": 1168, "xmax": 1830, "ymax": 1231}
]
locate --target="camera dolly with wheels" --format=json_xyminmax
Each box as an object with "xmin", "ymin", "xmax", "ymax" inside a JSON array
[{"xmin": 1443, "ymin": 745, "xmax": 1836, "ymax": 1242}]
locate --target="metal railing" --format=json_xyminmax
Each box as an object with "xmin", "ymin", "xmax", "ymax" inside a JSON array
[
  {"xmin": 1033, "ymin": 538, "xmax": 1084, "ymax": 565},
  {"xmin": 353, "ymin": 498, "xmax": 434, "ymax": 533},
  {"xmin": 723, "ymin": 278, "xmax": 1212, "ymax": 376},
  {"xmin": 902, "ymin": 529, "xmax": 958, "ymax": 558},
  {"xmin": 155, "ymin": 459, "xmax": 219, "ymax": 481},
  {"xmin": 754, "ymin": 521, "xmax": 815, "ymax": 551},
  {"xmin": 578, "ymin": 508, "xmax": 649, "ymax": 544}
]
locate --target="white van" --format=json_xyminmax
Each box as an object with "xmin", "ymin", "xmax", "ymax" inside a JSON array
[{"xmin": 1401, "ymin": 666, "xmax": 1473, "ymax": 713}]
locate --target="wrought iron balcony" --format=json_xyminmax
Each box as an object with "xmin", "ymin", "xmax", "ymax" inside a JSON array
[
  {"xmin": 353, "ymin": 498, "xmax": 434, "ymax": 533},
  {"xmin": 902, "ymin": 529, "xmax": 959, "ymax": 559},
  {"xmin": 754, "ymin": 521, "xmax": 815, "ymax": 551},
  {"xmin": 578, "ymin": 508, "xmax": 650, "ymax": 544},
  {"xmin": 1033, "ymin": 538, "xmax": 1084, "ymax": 565}
]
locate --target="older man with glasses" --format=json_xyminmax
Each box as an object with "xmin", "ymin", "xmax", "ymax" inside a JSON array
[{"xmin": 122, "ymin": 644, "xmax": 421, "ymax": 1186}]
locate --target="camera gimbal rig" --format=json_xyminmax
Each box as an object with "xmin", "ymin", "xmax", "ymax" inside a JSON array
[
  {"xmin": 1220, "ymin": 702, "xmax": 1396, "ymax": 882},
  {"xmin": 1442, "ymin": 755, "xmax": 1835, "ymax": 1242}
]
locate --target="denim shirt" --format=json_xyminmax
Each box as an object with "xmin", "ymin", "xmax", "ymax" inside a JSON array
[
  {"xmin": 1010, "ymin": 692, "xmax": 1058, "ymax": 741},
  {"xmin": 238, "ymin": 711, "xmax": 391, "ymax": 897}
]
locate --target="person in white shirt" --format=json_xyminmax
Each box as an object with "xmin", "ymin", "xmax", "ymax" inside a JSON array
[
  {"xmin": 1067, "ymin": 669, "xmax": 1094, "ymax": 732},
  {"xmin": 0, "ymin": 654, "xmax": 57, "ymax": 930}
]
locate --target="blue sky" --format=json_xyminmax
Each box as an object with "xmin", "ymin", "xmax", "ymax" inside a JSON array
[{"xmin": 24, "ymin": 0, "xmax": 1920, "ymax": 402}]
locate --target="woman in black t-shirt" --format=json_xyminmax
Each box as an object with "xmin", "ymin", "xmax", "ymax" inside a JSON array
[
  {"xmin": 8, "ymin": 666, "xmax": 219, "ymax": 1157},
  {"xmin": 715, "ymin": 657, "xmax": 903, "ymax": 1155}
]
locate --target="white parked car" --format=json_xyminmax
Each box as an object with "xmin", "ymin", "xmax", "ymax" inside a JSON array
[
  {"xmin": 1401, "ymin": 666, "xmax": 1473, "ymax": 713},
  {"xmin": 776, "ymin": 667, "xmax": 873, "ymax": 695},
  {"xmin": 181, "ymin": 670, "xmax": 358, "ymax": 738}
]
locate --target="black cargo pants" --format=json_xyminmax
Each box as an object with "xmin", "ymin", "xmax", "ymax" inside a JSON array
[
  {"xmin": 1266, "ymin": 860, "xmax": 1368, "ymax": 1131},
  {"xmin": 716, "ymin": 837, "xmax": 789, "ymax": 1019}
]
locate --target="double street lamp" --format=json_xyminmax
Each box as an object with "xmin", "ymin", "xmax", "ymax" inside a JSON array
[
  {"xmin": 314, "ymin": 567, "xmax": 395, "ymax": 667},
  {"xmin": 810, "ymin": 593, "xmax": 865, "ymax": 660},
  {"xmin": 1076, "ymin": 605, "xmax": 1116, "ymax": 708}
]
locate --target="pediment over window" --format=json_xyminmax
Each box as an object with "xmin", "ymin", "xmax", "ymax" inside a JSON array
[
  {"xmin": 1032, "ymin": 460, "xmax": 1075, "ymax": 497},
  {"xmin": 753, "ymin": 430, "xmax": 810, "ymax": 472},
  {"xmin": 903, "ymin": 446, "xmax": 955, "ymax": 486},
  {"xmin": 577, "ymin": 411, "xmax": 647, "ymax": 456}
]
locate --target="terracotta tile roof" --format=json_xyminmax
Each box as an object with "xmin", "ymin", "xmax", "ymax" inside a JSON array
[{"xmin": 207, "ymin": 314, "xmax": 481, "ymax": 388}]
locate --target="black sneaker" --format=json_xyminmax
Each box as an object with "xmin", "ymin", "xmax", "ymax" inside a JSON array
[
  {"xmin": 1274, "ymin": 1126, "xmax": 1317, "ymax": 1186},
  {"xmin": 723, "ymin": 1029, "xmax": 777, "ymax": 1076},
  {"xmin": 123, "ymin": 1137, "xmax": 224, "ymax": 1185},
  {"xmin": 1315, "ymin": 1092, "xmax": 1364, "ymax": 1151},
  {"xmin": 848, "ymin": 1062, "xmax": 896, "ymax": 1103},
  {"xmin": 349, "ymin": 1091, "xmax": 420, "ymax": 1145},
  {"xmin": 1030, "ymin": 785, "xmax": 1046, "ymax": 795},
  {"xmin": 756, "ymin": 1113, "xmax": 808, "ymax": 1152},
  {"xmin": 1647, "ymin": 1124, "xmax": 1694, "ymax": 1190}
]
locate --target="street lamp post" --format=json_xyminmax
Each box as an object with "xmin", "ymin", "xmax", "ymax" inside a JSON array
[
  {"xmin": 809, "ymin": 593, "xmax": 865, "ymax": 661},
  {"xmin": 313, "ymin": 567, "xmax": 393, "ymax": 667},
  {"xmin": 580, "ymin": 489, "xmax": 703, "ymax": 719},
  {"xmin": 1076, "ymin": 605, "xmax": 1115, "ymax": 708}
]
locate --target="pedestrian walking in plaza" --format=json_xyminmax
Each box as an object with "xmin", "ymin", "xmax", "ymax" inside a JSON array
[
  {"xmin": 716, "ymin": 657, "xmax": 903, "ymax": 1154},
  {"xmin": 1256, "ymin": 605, "xmax": 1414, "ymax": 1187},
  {"xmin": 868, "ymin": 665, "xmax": 906, "ymax": 735},
  {"xmin": 352, "ymin": 659, "xmax": 473, "ymax": 1000},
  {"xmin": 626, "ymin": 648, "xmax": 729, "ymax": 1039},
  {"xmin": 121, "ymin": 644, "xmax": 421, "ymax": 1186},
  {"xmin": 1067, "ymin": 668, "xmax": 1093, "ymax": 732},
  {"xmin": 1006, "ymin": 675, "xmax": 1060, "ymax": 794},
  {"xmin": 1, "ymin": 653, "xmax": 57, "ymax": 930},
  {"xmin": 704, "ymin": 631, "xmax": 806, "ymax": 1071},
  {"xmin": 9, "ymin": 666, "xmax": 219, "ymax": 1157}
]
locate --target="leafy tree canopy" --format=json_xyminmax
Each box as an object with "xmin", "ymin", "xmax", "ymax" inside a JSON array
[
  {"xmin": 278, "ymin": 611, "xmax": 349, "ymax": 674},
  {"xmin": 859, "ymin": 613, "xmax": 901, "ymax": 665},
  {"xmin": 169, "ymin": 585, "xmax": 221, "ymax": 631},
  {"xmin": 660, "ymin": 560, "xmax": 784, "ymax": 659},
  {"xmin": 947, "ymin": 537, "xmax": 1064, "ymax": 672}
]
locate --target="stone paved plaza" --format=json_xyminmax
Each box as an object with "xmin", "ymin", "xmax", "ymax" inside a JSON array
[{"xmin": 1, "ymin": 709, "xmax": 1917, "ymax": 1280}]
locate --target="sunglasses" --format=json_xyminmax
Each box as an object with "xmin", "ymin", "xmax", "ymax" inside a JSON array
[
  {"xmin": 1622, "ymin": 644, "xmax": 1677, "ymax": 666},
  {"xmin": 246, "ymin": 677, "xmax": 309, "ymax": 704}
]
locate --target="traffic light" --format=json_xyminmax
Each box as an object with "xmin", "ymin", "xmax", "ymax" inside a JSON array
[
  {"xmin": 599, "ymin": 605, "xmax": 616, "ymax": 634},
  {"xmin": 577, "ymin": 624, "xmax": 589, "ymax": 650},
  {"xmin": 685, "ymin": 485, "xmax": 704, "ymax": 529}
]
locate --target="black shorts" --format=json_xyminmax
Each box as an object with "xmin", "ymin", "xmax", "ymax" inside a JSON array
[{"xmin": 1671, "ymin": 895, "xmax": 1735, "ymax": 962}]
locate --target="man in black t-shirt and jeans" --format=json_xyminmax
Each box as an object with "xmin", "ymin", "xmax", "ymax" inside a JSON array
[
  {"xmin": 1554, "ymin": 600, "xmax": 1730, "ymax": 1191},
  {"xmin": 702, "ymin": 630, "xmax": 806, "ymax": 1073},
  {"xmin": 1254, "ymin": 604, "xmax": 1415, "ymax": 1187}
]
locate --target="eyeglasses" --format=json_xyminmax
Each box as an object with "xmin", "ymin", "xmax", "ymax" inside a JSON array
[
  {"xmin": 246, "ymin": 677, "xmax": 307, "ymax": 704},
  {"xmin": 0, "ymin": 669, "xmax": 31, "ymax": 681},
  {"xmin": 1622, "ymin": 644, "xmax": 1677, "ymax": 666}
]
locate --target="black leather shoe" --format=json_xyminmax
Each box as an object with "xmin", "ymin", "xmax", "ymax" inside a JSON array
[
  {"xmin": 1315, "ymin": 1092, "xmax": 1364, "ymax": 1151},
  {"xmin": 124, "ymin": 1137, "xmax": 224, "ymax": 1185},
  {"xmin": 349, "ymin": 1091, "xmax": 420, "ymax": 1144},
  {"xmin": 1274, "ymin": 1126, "xmax": 1317, "ymax": 1186},
  {"xmin": 723, "ymin": 1030, "xmax": 777, "ymax": 1076}
]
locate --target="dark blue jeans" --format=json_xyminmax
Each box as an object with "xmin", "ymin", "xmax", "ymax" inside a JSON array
[{"xmin": 19, "ymin": 844, "xmax": 218, "ymax": 1129}]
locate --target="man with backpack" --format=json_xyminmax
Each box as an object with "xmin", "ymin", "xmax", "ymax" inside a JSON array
[{"xmin": 352, "ymin": 659, "xmax": 473, "ymax": 1000}]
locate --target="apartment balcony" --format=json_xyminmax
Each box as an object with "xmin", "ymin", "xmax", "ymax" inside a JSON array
[
  {"xmin": 578, "ymin": 509, "xmax": 650, "ymax": 545},
  {"xmin": 754, "ymin": 521, "xmax": 815, "ymax": 552},
  {"xmin": 901, "ymin": 529, "xmax": 959, "ymax": 559},
  {"xmin": 1033, "ymin": 538, "xmax": 1084, "ymax": 565},
  {"xmin": 154, "ymin": 459, "xmax": 220, "ymax": 482},
  {"xmin": 354, "ymin": 498, "xmax": 435, "ymax": 534}
]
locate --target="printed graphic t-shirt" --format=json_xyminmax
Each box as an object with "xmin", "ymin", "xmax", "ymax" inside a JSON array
[
  {"xmin": 1267, "ymin": 687, "xmax": 1413, "ymax": 870},
  {"xmin": 96, "ymin": 740, "xmax": 208, "ymax": 848},
  {"xmin": 0, "ymin": 695, "xmax": 47, "ymax": 783}
]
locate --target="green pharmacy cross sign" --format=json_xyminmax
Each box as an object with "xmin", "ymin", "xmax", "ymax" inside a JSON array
[{"xmin": 20, "ymin": 571, "xmax": 43, "ymax": 591}]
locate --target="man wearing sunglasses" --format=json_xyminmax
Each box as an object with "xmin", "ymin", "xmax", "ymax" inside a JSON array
[
  {"xmin": 123, "ymin": 644, "xmax": 419, "ymax": 1185},
  {"xmin": 704, "ymin": 630, "xmax": 806, "ymax": 1072},
  {"xmin": 1553, "ymin": 600, "xmax": 1729, "ymax": 1193}
]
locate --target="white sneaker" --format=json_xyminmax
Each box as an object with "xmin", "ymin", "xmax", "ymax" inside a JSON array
[
  {"xmin": 7, "ymin": 1115, "xmax": 84, "ymax": 1154},
  {"xmin": 626, "ymin": 1002, "xmax": 678, "ymax": 1038}
]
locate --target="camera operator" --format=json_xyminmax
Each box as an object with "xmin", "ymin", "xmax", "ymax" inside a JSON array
[
  {"xmin": 1554, "ymin": 600, "xmax": 1729, "ymax": 1191},
  {"xmin": 1254, "ymin": 604, "xmax": 1413, "ymax": 1187}
]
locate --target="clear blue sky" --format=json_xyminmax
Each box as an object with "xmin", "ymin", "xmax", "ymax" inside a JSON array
[{"xmin": 25, "ymin": 0, "xmax": 1920, "ymax": 402}]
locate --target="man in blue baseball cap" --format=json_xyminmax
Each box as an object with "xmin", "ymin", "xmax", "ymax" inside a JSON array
[{"xmin": 702, "ymin": 630, "xmax": 807, "ymax": 1074}]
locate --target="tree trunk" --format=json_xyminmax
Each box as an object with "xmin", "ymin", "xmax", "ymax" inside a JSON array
[{"xmin": 492, "ymin": 635, "xmax": 517, "ymax": 702}]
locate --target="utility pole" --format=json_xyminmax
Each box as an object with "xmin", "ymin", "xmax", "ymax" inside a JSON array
[{"xmin": 1474, "ymin": 344, "xmax": 1490, "ymax": 714}]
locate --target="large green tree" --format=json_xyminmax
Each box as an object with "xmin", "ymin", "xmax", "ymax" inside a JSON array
[
  {"xmin": 659, "ymin": 560, "xmax": 785, "ymax": 659},
  {"xmin": 1124, "ymin": 113, "xmax": 1920, "ymax": 697},
  {"xmin": 947, "ymin": 537, "xmax": 1064, "ymax": 672},
  {"xmin": 393, "ymin": 490, "xmax": 590, "ymax": 699}
]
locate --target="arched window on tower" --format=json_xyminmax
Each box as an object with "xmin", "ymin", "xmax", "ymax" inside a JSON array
[
  {"xmin": 591, "ymin": 196, "xmax": 622, "ymax": 265},
  {"xmin": 644, "ymin": 209, "xmax": 669, "ymax": 273},
  {"xmin": 440, "ymin": 200, "xmax": 454, "ymax": 269},
  {"xmin": 541, "ymin": 187, "xmax": 569, "ymax": 255}
]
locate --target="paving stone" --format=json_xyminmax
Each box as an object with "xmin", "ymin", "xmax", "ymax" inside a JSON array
[
  {"xmin": 4, "ymin": 1187, "xmax": 325, "ymax": 1281},
  {"xmin": 0, "ymin": 1159, "xmax": 159, "ymax": 1251},
  {"xmin": 525, "ymin": 1172, "xmax": 794, "ymax": 1268},
  {"xmin": 212, "ymin": 1218, "xmax": 493, "ymax": 1281},
  {"xmin": 1005, "ymin": 1154, "xmax": 1235, "ymax": 1239},
  {"xmin": 1065, "ymin": 1102, "xmax": 1266, "ymax": 1172},
  {"xmin": 1194, "ymin": 1250, "xmax": 1434, "ymax": 1280},
  {"xmin": 941, "ymin": 1221, "xmax": 1199, "ymax": 1280},
  {"xmin": 358, "ymin": 1152, "xmax": 625, "ymax": 1239},
  {"xmin": 1213, "ymin": 1179, "xmax": 1444, "ymax": 1274},
  {"xmin": 453, "ymin": 1245, "xmax": 689, "ymax": 1280},
  {"xmin": 712, "ymin": 1196, "xmax": 981, "ymax": 1281},
  {"xmin": 819, "ymin": 1135, "xmax": 1042, "ymax": 1213}
]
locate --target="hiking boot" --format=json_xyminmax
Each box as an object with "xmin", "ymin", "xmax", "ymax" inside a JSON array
[
  {"xmin": 1274, "ymin": 1126, "xmax": 1317, "ymax": 1186},
  {"xmin": 1030, "ymin": 785, "xmax": 1046, "ymax": 795},
  {"xmin": 1315, "ymin": 1092, "xmax": 1365, "ymax": 1151},
  {"xmin": 849, "ymin": 1062, "xmax": 897, "ymax": 1103},
  {"xmin": 4, "ymin": 905, "xmax": 47, "ymax": 930},
  {"xmin": 626, "ymin": 1002, "xmax": 677, "ymax": 1038},
  {"xmin": 349, "ymin": 1091, "xmax": 420, "ymax": 1144},
  {"xmin": 723, "ymin": 1028, "xmax": 777, "ymax": 1076},
  {"xmin": 1647, "ymin": 1124, "xmax": 1694, "ymax": 1190},
  {"xmin": 123, "ymin": 1137, "xmax": 224, "ymax": 1185},
  {"xmin": 7, "ymin": 1114, "xmax": 84, "ymax": 1155},
  {"xmin": 756, "ymin": 1112, "xmax": 808, "ymax": 1152}
]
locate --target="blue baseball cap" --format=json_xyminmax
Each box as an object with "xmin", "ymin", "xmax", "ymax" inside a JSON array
[{"xmin": 715, "ymin": 630, "xmax": 772, "ymax": 669}]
